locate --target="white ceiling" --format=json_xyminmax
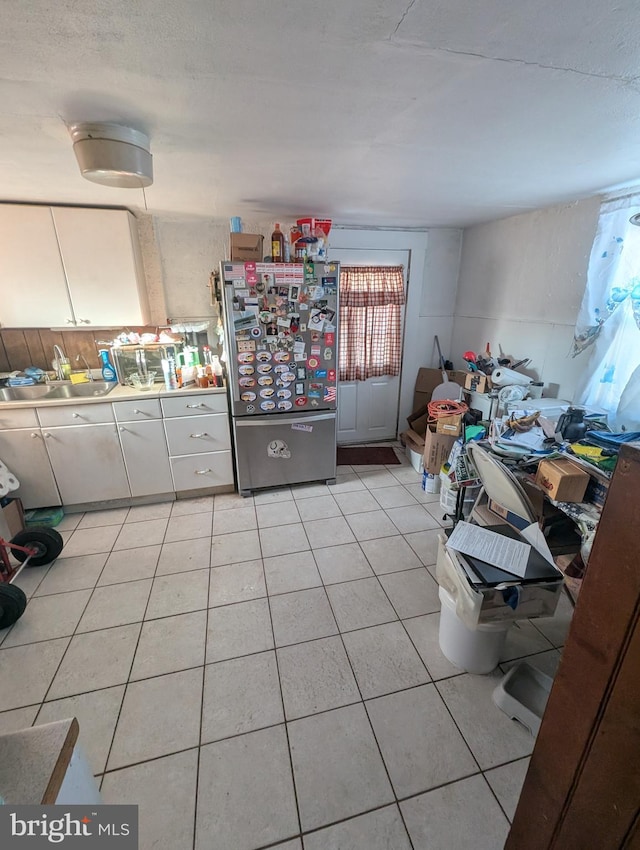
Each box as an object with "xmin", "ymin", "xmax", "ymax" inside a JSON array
[{"xmin": 2, "ymin": 0, "xmax": 640, "ymax": 227}]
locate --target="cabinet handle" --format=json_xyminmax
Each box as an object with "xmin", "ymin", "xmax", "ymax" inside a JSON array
[
  {"xmin": 43, "ymin": 432, "xmax": 51, "ymax": 438},
  {"xmin": 194, "ymin": 468, "xmax": 212, "ymax": 475},
  {"xmin": 30, "ymin": 432, "xmax": 39, "ymax": 438},
  {"xmin": 66, "ymin": 318, "xmax": 75, "ymax": 324},
  {"xmin": 186, "ymin": 403, "xmax": 204, "ymax": 409},
  {"xmin": 119, "ymin": 426, "xmax": 126, "ymax": 432},
  {"xmin": 190, "ymin": 432, "xmax": 209, "ymax": 438},
  {"xmin": 72, "ymin": 413, "xmax": 81, "ymax": 418},
  {"xmin": 133, "ymin": 409, "xmax": 140, "ymax": 414},
  {"xmin": 78, "ymin": 318, "xmax": 91, "ymax": 324}
]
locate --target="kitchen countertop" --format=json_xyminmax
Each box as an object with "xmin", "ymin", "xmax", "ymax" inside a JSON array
[{"xmin": 0, "ymin": 383, "xmax": 228, "ymax": 411}]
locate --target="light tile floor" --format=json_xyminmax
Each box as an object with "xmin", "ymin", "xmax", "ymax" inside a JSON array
[{"xmin": 0, "ymin": 446, "xmax": 574, "ymax": 850}]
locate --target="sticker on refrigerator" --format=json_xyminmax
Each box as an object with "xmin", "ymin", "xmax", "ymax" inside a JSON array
[
  {"xmin": 277, "ymin": 400, "xmax": 293, "ymax": 411},
  {"xmin": 323, "ymin": 348, "xmax": 333, "ymax": 360},
  {"xmin": 239, "ymin": 365, "xmax": 255, "ymax": 376},
  {"xmin": 328, "ymin": 369, "xmax": 336, "ymax": 381},
  {"xmin": 324, "ymin": 332, "xmax": 335, "ymax": 346},
  {"xmin": 308, "ymin": 383, "xmax": 322, "ymax": 398},
  {"xmin": 307, "ymin": 356, "xmax": 320, "ymax": 369},
  {"xmin": 310, "ymin": 345, "xmax": 321, "ymax": 356},
  {"xmin": 260, "ymin": 400, "xmax": 276, "ymax": 411},
  {"xmin": 238, "ymin": 352, "xmax": 255, "ymax": 363},
  {"xmin": 257, "ymin": 375, "xmax": 273, "ymax": 386},
  {"xmin": 237, "ymin": 340, "xmax": 256, "ymax": 353},
  {"xmin": 295, "ymin": 396, "xmax": 307, "ymax": 407},
  {"xmin": 291, "ymin": 423, "xmax": 313, "ymax": 432},
  {"xmin": 295, "ymin": 382, "xmax": 305, "ymax": 395},
  {"xmin": 246, "ymin": 404, "xmax": 255, "ymax": 413},
  {"xmin": 314, "ymin": 369, "xmax": 327, "ymax": 379},
  {"xmin": 259, "ymin": 388, "xmax": 275, "ymax": 398},
  {"xmin": 240, "ymin": 391, "xmax": 256, "ymax": 402},
  {"xmin": 289, "ymin": 284, "xmax": 300, "ymax": 300},
  {"xmin": 267, "ymin": 439, "xmax": 291, "ymax": 459},
  {"xmin": 233, "ymin": 309, "xmax": 259, "ymax": 334},
  {"xmin": 257, "ymin": 363, "xmax": 273, "ymax": 374},
  {"xmin": 256, "ymin": 351, "xmax": 272, "ymax": 362},
  {"xmin": 296, "ymin": 366, "xmax": 307, "ymax": 380},
  {"xmin": 239, "ymin": 377, "xmax": 256, "ymax": 388},
  {"xmin": 279, "ymin": 372, "xmax": 295, "ymax": 383},
  {"xmin": 277, "ymin": 389, "xmax": 292, "ymax": 399},
  {"xmin": 324, "ymin": 386, "xmax": 337, "ymax": 403},
  {"xmin": 250, "ymin": 326, "xmax": 262, "ymax": 338},
  {"xmin": 274, "ymin": 351, "xmax": 291, "ymax": 362},
  {"xmin": 309, "ymin": 309, "xmax": 326, "ymax": 331},
  {"xmin": 274, "ymin": 364, "xmax": 289, "ymax": 374}
]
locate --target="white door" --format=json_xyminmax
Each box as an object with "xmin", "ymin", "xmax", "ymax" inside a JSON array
[{"xmin": 331, "ymin": 249, "xmax": 409, "ymax": 444}]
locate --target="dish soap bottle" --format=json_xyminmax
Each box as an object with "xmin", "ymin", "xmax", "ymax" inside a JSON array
[
  {"xmin": 271, "ymin": 223, "xmax": 285, "ymax": 263},
  {"xmin": 211, "ymin": 354, "xmax": 224, "ymax": 387},
  {"xmin": 99, "ymin": 349, "xmax": 117, "ymax": 382}
]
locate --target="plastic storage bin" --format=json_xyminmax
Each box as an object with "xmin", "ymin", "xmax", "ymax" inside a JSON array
[
  {"xmin": 492, "ymin": 660, "xmax": 553, "ymax": 735},
  {"xmin": 438, "ymin": 586, "xmax": 512, "ymax": 674}
]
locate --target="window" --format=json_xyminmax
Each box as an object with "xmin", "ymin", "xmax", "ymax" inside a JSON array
[
  {"xmin": 338, "ymin": 265, "xmax": 405, "ymax": 382},
  {"xmin": 573, "ymin": 197, "xmax": 640, "ymax": 430}
]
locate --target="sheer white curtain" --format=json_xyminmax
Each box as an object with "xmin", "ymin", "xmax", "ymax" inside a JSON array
[{"xmin": 573, "ymin": 195, "xmax": 640, "ymax": 430}]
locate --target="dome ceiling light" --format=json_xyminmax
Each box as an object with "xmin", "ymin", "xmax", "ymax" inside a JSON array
[{"xmin": 69, "ymin": 122, "xmax": 153, "ymax": 188}]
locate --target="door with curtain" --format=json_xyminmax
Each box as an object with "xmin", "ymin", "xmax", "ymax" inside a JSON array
[{"xmin": 331, "ymin": 249, "xmax": 409, "ymax": 444}]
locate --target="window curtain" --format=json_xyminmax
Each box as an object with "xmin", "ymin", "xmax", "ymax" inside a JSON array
[
  {"xmin": 339, "ymin": 265, "xmax": 405, "ymax": 382},
  {"xmin": 573, "ymin": 195, "xmax": 640, "ymax": 430}
]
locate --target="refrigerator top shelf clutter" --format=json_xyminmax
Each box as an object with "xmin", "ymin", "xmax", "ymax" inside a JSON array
[{"xmin": 221, "ymin": 260, "xmax": 339, "ymax": 419}]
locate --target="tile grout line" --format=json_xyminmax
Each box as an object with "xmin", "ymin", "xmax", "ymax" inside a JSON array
[{"xmin": 257, "ymin": 519, "xmax": 305, "ymax": 846}]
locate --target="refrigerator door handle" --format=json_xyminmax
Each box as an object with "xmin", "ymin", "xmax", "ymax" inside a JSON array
[{"xmin": 234, "ymin": 413, "xmax": 335, "ymax": 426}]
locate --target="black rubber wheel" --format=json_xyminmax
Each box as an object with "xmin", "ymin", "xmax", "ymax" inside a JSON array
[
  {"xmin": 10, "ymin": 527, "xmax": 64, "ymax": 566},
  {"xmin": 0, "ymin": 583, "xmax": 27, "ymax": 628}
]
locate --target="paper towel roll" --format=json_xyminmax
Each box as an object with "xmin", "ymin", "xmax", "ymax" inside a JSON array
[{"xmin": 490, "ymin": 368, "xmax": 532, "ymax": 387}]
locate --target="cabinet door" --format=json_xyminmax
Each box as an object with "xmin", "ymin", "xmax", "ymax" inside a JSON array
[
  {"xmin": 0, "ymin": 430, "xmax": 60, "ymax": 508},
  {"xmin": 43, "ymin": 424, "xmax": 130, "ymax": 504},
  {"xmin": 0, "ymin": 205, "xmax": 74, "ymax": 328},
  {"xmin": 118, "ymin": 420, "xmax": 173, "ymax": 497},
  {"xmin": 51, "ymin": 207, "xmax": 150, "ymax": 326}
]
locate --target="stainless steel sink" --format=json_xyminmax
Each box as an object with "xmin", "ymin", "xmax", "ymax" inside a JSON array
[
  {"xmin": 49, "ymin": 381, "xmax": 118, "ymax": 399},
  {"xmin": 0, "ymin": 385, "xmax": 60, "ymax": 401},
  {"xmin": 0, "ymin": 381, "xmax": 117, "ymax": 402}
]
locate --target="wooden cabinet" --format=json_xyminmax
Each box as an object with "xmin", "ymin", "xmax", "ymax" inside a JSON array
[
  {"xmin": 0, "ymin": 428, "xmax": 60, "ymax": 508},
  {"xmin": 0, "ymin": 205, "xmax": 74, "ymax": 328},
  {"xmin": 0, "ymin": 205, "xmax": 149, "ymax": 328},
  {"xmin": 41, "ymin": 423, "xmax": 130, "ymax": 505},
  {"xmin": 113, "ymin": 400, "xmax": 173, "ymax": 498},
  {"xmin": 51, "ymin": 207, "xmax": 149, "ymax": 327}
]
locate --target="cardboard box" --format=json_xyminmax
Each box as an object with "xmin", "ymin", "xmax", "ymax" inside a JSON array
[
  {"xmin": 464, "ymin": 372, "xmax": 492, "ymax": 393},
  {"xmin": 406, "ymin": 406, "xmax": 429, "ymax": 438},
  {"xmin": 535, "ymin": 457, "xmax": 590, "ymax": 502},
  {"xmin": 435, "ymin": 413, "xmax": 462, "ymax": 436},
  {"xmin": 230, "ymin": 233, "xmax": 264, "ymax": 262},
  {"xmin": 412, "ymin": 368, "xmax": 467, "ymax": 412},
  {"xmin": 0, "ymin": 498, "xmax": 25, "ymax": 539},
  {"xmin": 423, "ymin": 425, "xmax": 457, "ymax": 474}
]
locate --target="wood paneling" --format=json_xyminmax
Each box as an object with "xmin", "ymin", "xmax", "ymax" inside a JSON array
[
  {"xmin": 506, "ymin": 444, "xmax": 640, "ymax": 850},
  {"xmin": 0, "ymin": 327, "xmax": 157, "ymax": 373}
]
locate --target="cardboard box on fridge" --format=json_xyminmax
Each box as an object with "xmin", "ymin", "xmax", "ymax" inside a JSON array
[
  {"xmin": 230, "ymin": 233, "xmax": 264, "ymax": 262},
  {"xmin": 423, "ymin": 425, "xmax": 457, "ymax": 475},
  {"xmin": 0, "ymin": 498, "xmax": 25, "ymax": 540}
]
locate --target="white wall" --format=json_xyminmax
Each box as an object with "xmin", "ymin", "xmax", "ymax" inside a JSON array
[
  {"xmin": 330, "ymin": 227, "xmax": 462, "ymax": 430},
  {"xmin": 451, "ymin": 197, "xmax": 601, "ymax": 400}
]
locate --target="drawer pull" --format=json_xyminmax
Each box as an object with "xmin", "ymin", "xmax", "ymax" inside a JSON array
[
  {"xmin": 194, "ymin": 468, "xmax": 212, "ymax": 475},
  {"xmin": 43, "ymin": 432, "xmax": 52, "ymax": 438},
  {"xmin": 133, "ymin": 409, "xmax": 140, "ymax": 415},
  {"xmin": 190, "ymin": 432, "xmax": 209, "ymax": 439},
  {"xmin": 30, "ymin": 432, "xmax": 39, "ymax": 438},
  {"xmin": 72, "ymin": 413, "xmax": 81, "ymax": 419},
  {"xmin": 119, "ymin": 426, "xmax": 126, "ymax": 432},
  {"xmin": 186, "ymin": 403, "xmax": 204, "ymax": 409}
]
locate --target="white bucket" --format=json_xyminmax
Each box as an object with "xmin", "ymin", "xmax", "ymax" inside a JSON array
[
  {"xmin": 438, "ymin": 587, "xmax": 512, "ymax": 674},
  {"xmin": 422, "ymin": 471, "xmax": 441, "ymax": 494},
  {"xmin": 406, "ymin": 444, "xmax": 424, "ymax": 474}
]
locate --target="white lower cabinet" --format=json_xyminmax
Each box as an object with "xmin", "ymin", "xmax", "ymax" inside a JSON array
[
  {"xmin": 0, "ymin": 429, "xmax": 60, "ymax": 508},
  {"xmin": 42, "ymin": 424, "xmax": 130, "ymax": 504},
  {"xmin": 117, "ymin": 420, "xmax": 173, "ymax": 497}
]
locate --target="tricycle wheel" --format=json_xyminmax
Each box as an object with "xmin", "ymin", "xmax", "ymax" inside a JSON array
[
  {"xmin": 10, "ymin": 527, "xmax": 64, "ymax": 566},
  {"xmin": 0, "ymin": 583, "xmax": 27, "ymax": 628}
]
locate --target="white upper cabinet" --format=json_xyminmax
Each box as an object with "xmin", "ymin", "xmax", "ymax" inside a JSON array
[
  {"xmin": 0, "ymin": 205, "xmax": 74, "ymax": 327},
  {"xmin": 51, "ymin": 207, "xmax": 150, "ymax": 327},
  {"xmin": 0, "ymin": 204, "xmax": 150, "ymax": 328}
]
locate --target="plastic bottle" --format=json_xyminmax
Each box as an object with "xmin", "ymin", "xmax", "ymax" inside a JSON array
[
  {"xmin": 211, "ymin": 355, "xmax": 223, "ymax": 387},
  {"xmin": 271, "ymin": 223, "xmax": 285, "ymax": 263},
  {"xmin": 99, "ymin": 349, "xmax": 117, "ymax": 382}
]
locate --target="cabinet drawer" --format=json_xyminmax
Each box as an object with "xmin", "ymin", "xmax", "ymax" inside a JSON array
[
  {"xmin": 161, "ymin": 392, "xmax": 227, "ymax": 418},
  {"xmin": 164, "ymin": 414, "xmax": 231, "ymax": 456},
  {"xmin": 170, "ymin": 451, "xmax": 234, "ymax": 492},
  {"xmin": 0, "ymin": 407, "xmax": 39, "ymax": 429},
  {"xmin": 113, "ymin": 398, "xmax": 162, "ymax": 421},
  {"xmin": 37, "ymin": 403, "xmax": 114, "ymax": 427}
]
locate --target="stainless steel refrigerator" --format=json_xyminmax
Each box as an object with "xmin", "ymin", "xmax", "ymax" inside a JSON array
[{"xmin": 220, "ymin": 260, "xmax": 339, "ymax": 496}]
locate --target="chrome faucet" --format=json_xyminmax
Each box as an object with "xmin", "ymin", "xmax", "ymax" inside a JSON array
[
  {"xmin": 52, "ymin": 345, "xmax": 70, "ymax": 381},
  {"xmin": 76, "ymin": 354, "xmax": 95, "ymax": 381}
]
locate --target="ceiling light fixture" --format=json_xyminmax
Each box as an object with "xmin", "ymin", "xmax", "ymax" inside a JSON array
[{"xmin": 69, "ymin": 122, "xmax": 153, "ymax": 188}]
